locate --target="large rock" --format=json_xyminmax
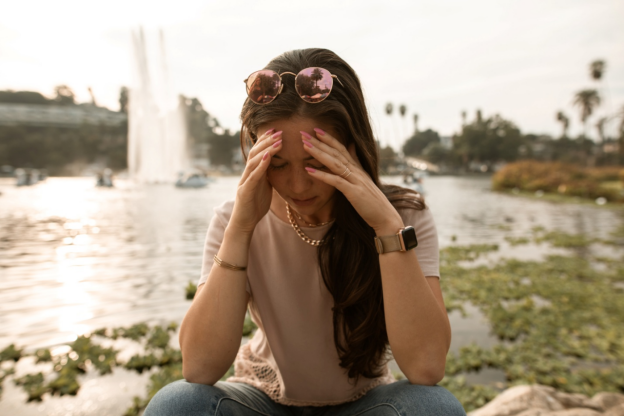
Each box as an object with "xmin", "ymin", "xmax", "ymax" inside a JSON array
[
  {"xmin": 590, "ymin": 393, "xmax": 624, "ymax": 412},
  {"xmin": 468, "ymin": 386, "xmax": 624, "ymax": 416},
  {"xmin": 469, "ymin": 385, "xmax": 564, "ymax": 416}
]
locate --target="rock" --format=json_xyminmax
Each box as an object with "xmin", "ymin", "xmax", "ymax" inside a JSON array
[
  {"xmin": 553, "ymin": 392, "xmax": 602, "ymax": 411},
  {"xmin": 469, "ymin": 385, "xmax": 564, "ymax": 416},
  {"xmin": 548, "ymin": 410, "xmax": 602, "ymax": 416},
  {"xmin": 603, "ymin": 403, "xmax": 624, "ymax": 416},
  {"xmin": 515, "ymin": 410, "xmax": 550, "ymax": 416},
  {"xmin": 469, "ymin": 386, "xmax": 624, "ymax": 416},
  {"xmin": 590, "ymin": 393, "xmax": 624, "ymax": 412}
]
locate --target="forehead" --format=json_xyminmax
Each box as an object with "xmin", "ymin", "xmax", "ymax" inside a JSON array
[{"xmin": 257, "ymin": 116, "xmax": 339, "ymax": 161}]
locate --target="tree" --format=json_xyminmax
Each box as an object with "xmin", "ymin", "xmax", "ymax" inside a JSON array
[
  {"xmin": 453, "ymin": 112, "xmax": 524, "ymax": 167},
  {"xmin": 119, "ymin": 87, "xmax": 129, "ymax": 113},
  {"xmin": 378, "ymin": 145, "xmax": 398, "ymax": 174},
  {"xmin": 556, "ymin": 111, "xmax": 570, "ymax": 138},
  {"xmin": 413, "ymin": 113, "xmax": 419, "ymax": 134},
  {"xmin": 53, "ymin": 85, "xmax": 75, "ymax": 105},
  {"xmin": 572, "ymin": 89, "xmax": 601, "ymax": 138},
  {"xmin": 403, "ymin": 128, "xmax": 440, "ymax": 157},
  {"xmin": 595, "ymin": 117, "xmax": 607, "ymax": 143},
  {"xmin": 590, "ymin": 60, "xmax": 606, "ymax": 81},
  {"xmin": 0, "ymin": 90, "xmax": 50, "ymax": 105}
]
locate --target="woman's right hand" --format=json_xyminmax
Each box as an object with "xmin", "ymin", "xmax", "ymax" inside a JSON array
[{"xmin": 228, "ymin": 129, "xmax": 283, "ymax": 236}]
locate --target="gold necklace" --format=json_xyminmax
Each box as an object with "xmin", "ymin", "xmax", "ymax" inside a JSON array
[
  {"xmin": 285, "ymin": 203, "xmax": 333, "ymax": 246},
  {"xmin": 292, "ymin": 210, "xmax": 333, "ymax": 227}
]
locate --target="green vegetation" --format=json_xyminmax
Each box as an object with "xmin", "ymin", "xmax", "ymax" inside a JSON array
[
  {"xmin": 492, "ymin": 160, "xmax": 624, "ymax": 203},
  {"xmin": 0, "ymin": 229, "xmax": 622, "ymax": 413},
  {"xmin": 439, "ymin": 231, "xmax": 624, "ymax": 411}
]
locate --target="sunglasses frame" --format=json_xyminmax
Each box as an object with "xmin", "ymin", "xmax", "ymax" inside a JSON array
[{"xmin": 244, "ymin": 67, "xmax": 345, "ymax": 105}]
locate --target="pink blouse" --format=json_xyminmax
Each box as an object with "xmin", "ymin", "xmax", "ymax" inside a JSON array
[{"xmin": 198, "ymin": 199, "xmax": 440, "ymax": 406}]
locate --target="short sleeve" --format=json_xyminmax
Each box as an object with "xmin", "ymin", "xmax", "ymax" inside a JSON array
[
  {"xmin": 198, "ymin": 200, "xmax": 251, "ymax": 294},
  {"xmin": 398, "ymin": 207, "xmax": 440, "ymax": 279}
]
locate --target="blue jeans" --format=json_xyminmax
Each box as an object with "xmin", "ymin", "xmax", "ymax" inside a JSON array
[{"xmin": 144, "ymin": 379, "xmax": 466, "ymax": 416}]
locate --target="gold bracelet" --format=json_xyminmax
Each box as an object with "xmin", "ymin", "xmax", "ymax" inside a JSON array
[{"xmin": 213, "ymin": 255, "xmax": 247, "ymax": 271}]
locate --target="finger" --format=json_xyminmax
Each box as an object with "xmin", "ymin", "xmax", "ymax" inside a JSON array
[
  {"xmin": 312, "ymin": 128, "xmax": 358, "ymax": 166},
  {"xmin": 300, "ymin": 133, "xmax": 354, "ymax": 179},
  {"xmin": 301, "ymin": 131, "xmax": 349, "ymax": 167},
  {"xmin": 240, "ymin": 137, "xmax": 282, "ymax": 183},
  {"xmin": 304, "ymin": 166, "xmax": 352, "ymax": 190},
  {"xmin": 248, "ymin": 130, "xmax": 282, "ymax": 160},
  {"xmin": 245, "ymin": 149, "xmax": 274, "ymax": 187}
]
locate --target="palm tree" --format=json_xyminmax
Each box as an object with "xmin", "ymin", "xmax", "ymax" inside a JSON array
[
  {"xmin": 413, "ymin": 113, "xmax": 419, "ymax": 134},
  {"xmin": 572, "ymin": 89, "xmax": 600, "ymax": 138},
  {"xmin": 590, "ymin": 60, "xmax": 605, "ymax": 81},
  {"xmin": 556, "ymin": 111, "xmax": 570, "ymax": 138},
  {"xmin": 595, "ymin": 117, "xmax": 607, "ymax": 143},
  {"xmin": 399, "ymin": 104, "xmax": 407, "ymax": 151},
  {"xmin": 385, "ymin": 103, "xmax": 395, "ymax": 150}
]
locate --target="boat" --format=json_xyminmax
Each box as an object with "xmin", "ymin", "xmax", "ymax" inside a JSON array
[
  {"xmin": 175, "ymin": 171, "xmax": 210, "ymax": 188},
  {"xmin": 402, "ymin": 171, "xmax": 427, "ymax": 196}
]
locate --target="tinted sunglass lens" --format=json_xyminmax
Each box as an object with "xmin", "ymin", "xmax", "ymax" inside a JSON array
[
  {"xmin": 246, "ymin": 70, "xmax": 281, "ymax": 104},
  {"xmin": 295, "ymin": 67, "xmax": 333, "ymax": 103}
]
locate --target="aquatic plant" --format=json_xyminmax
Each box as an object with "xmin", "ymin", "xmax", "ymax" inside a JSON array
[
  {"xmin": 440, "ymin": 236, "xmax": 624, "ymax": 411},
  {"xmin": 1, "ymin": 229, "xmax": 622, "ymax": 414}
]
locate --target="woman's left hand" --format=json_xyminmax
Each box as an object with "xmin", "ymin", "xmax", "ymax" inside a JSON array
[{"xmin": 301, "ymin": 128, "xmax": 404, "ymax": 234}]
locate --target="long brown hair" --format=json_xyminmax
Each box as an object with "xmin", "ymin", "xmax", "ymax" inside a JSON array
[{"xmin": 239, "ymin": 48, "xmax": 425, "ymax": 384}]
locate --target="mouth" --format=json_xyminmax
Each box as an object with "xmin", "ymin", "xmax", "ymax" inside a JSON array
[{"xmin": 291, "ymin": 196, "xmax": 317, "ymax": 206}]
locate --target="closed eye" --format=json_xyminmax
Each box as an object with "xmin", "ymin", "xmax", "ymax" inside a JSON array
[{"xmin": 269, "ymin": 163, "xmax": 325, "ymax": 171}]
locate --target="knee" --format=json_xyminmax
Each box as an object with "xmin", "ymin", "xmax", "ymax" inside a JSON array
[
  {"xmin": 385, "ymin": 381, "xmax": 466, "ymax": 416},
  {"xmin": 144, "ymin": 379, "xmax": 225, "ymax": 416}
]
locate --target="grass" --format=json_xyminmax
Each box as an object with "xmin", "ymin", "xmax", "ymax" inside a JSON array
[{"xmin": 492, "ymin": 161, "xmax": 624, "ymax": 204}]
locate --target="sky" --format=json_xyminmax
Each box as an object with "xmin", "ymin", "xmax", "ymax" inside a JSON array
[{"xmin": 1, "ymin": 0, "xmax": 623, "ymax": 149}]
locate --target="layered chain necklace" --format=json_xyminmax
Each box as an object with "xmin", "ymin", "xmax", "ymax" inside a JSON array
[{"xmin": 285, "ymin": 202, "xmax": 334, "ymax": 246}]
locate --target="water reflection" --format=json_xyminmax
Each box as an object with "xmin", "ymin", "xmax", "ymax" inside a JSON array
[{"xmin": 0, "ymin": 176, "xmax": 621, "ymax": 353}]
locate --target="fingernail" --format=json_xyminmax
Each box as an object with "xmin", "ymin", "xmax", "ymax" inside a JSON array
[
  {"xmin": 305, "ymin": 167, "xmax": 316, "ymax": 173},
  {"xmin": 271, "ymin": 131, "xmax": 283, "ymax": 139},
  {"xmin": 300, "ymin": 131, "xmax": 312, "ymax": 140},
  {"xmin": 272, "ymin": 139, "xmax": 282, "ymax": 148},
  {"xmin": 263, "ymin": 151, "xmax": 269, "ymax": 160},
  {"xmin": 302, "ymin": 140, "xmax": 313, "ymax": 148},
  {"xmin": 313, "ymin": 128, "xmax": 325, "ymax": 136},
  {"xmin": 265, "ymin": 128, "xmax": 275, "ymax": 136}
]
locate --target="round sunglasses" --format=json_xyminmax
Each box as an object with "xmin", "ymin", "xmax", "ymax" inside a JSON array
[{"xmin": 244, "ymin": 67, "xmax": 344, "ymax": 105}]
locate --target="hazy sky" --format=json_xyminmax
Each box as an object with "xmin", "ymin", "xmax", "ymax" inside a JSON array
[{"xmin": 1, "ymin": 0, "xmax": 623, "ymax": 148}]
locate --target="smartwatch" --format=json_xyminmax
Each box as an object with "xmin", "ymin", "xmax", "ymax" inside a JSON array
[{"xmin": 374, "ymin": 226, "xmax": 418, "ymax": 254}]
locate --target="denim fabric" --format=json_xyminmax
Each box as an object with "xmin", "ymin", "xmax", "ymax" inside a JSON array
[{"xmin": 143, "ymin": 379, "xmax": 466, "ymax": 416}]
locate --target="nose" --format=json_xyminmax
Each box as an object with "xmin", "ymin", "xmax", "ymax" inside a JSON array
[{"xmin": 288, "ymin": 165, "xmax": 313, "ymax": 195}]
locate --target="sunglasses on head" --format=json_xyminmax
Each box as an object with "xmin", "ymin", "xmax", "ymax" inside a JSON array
[{"xmin": 244, "ymin": 67, "xmax": 344, "ymax": 105}]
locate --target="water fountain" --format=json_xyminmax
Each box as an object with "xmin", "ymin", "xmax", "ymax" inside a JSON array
[{"xmin": 128, "ymin": 27, "xmax": 189, "ymax": 183}]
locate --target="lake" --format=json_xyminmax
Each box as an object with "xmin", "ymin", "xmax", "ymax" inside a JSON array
[{"xmin": 0, "ymin": 175, "xmax": 621, "ymax": 415}]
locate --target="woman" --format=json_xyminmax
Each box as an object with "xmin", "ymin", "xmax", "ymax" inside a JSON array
[{"xmin": 145, "ymin": 48, "xmax": 465, "ymax": 415}]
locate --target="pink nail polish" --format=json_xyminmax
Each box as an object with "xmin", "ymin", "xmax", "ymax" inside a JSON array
[
  {"xmin": 300, "ymin": 131, "xmax": 312, "ymax": 140},
  {"xmin": 305, "ymin": 167, "xmax": 316, "ymax": 173},
  {"xmin": 302, "ymin": 140, "xmax": 313, "ymax": 148},
  {"xmin": 272, "ymin": 139, "xmax": 282, "ymax": 148},
  {"xmin": 265, "ymin": 128, "xmax": 275, "ymax": 136},
  {"xmin": 313, "ymin": 128, "xmax": 325, "ymax": 136},
  {"xmin": 263, "ymin": 151, "xmax": 269, "ymax": 160},
  {"xmin": 271, "ymin": 131, "xmax": 283, "ymax": 139}
]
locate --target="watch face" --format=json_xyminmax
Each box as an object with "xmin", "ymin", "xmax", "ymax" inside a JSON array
[{"xmin": 401, "ymin": 226, "xmax": 418, "ymax": 250}]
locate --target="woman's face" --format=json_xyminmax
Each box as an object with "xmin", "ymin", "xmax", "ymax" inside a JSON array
[{"xmin": 256, "ymin": 116, "xmax": 341, "ymax": 220}]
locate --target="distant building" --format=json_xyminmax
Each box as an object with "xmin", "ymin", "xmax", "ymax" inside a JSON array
[{"xmin": 0, "ymin": 103, "xmax": 127, "ymax": 128}]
